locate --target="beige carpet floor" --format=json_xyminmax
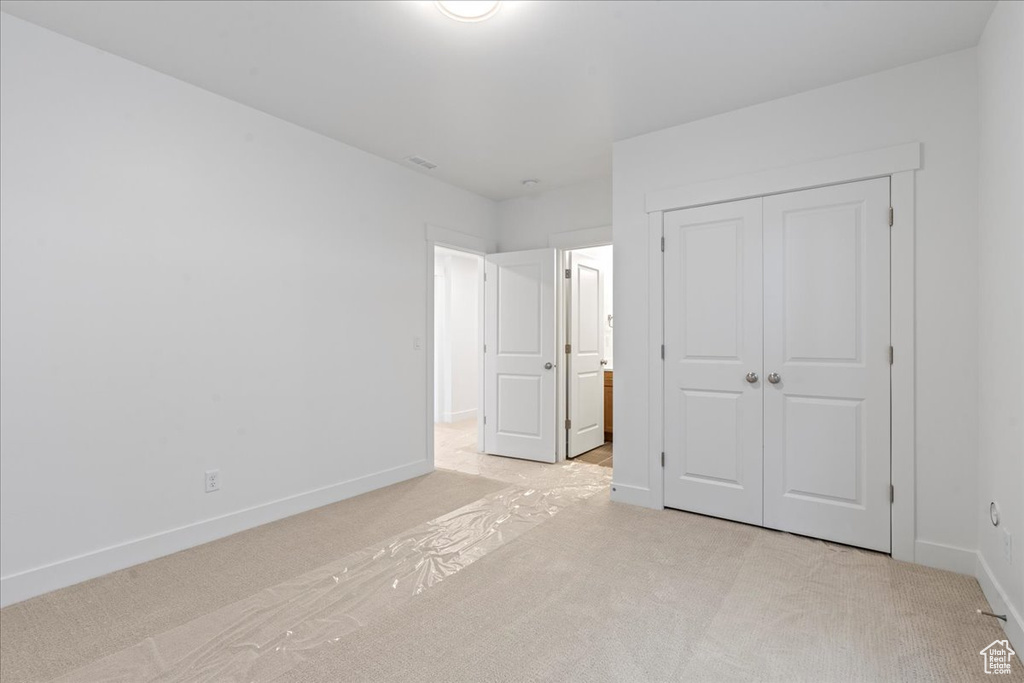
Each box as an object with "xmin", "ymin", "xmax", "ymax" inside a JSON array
[
  {"xmin": 0, "ymin": 470, "xmax": 506, "ymax": 683},
  {"xmin": 1, "ymin": 433, "xmax": 1018, "ymax": 682},
  {"xmin": 272, "ymin": 491, "xmax": 1018, "ymax": 682},
  {"xmin": 435, "ymin": 418, "xmax": 613, "ymax": 471}
]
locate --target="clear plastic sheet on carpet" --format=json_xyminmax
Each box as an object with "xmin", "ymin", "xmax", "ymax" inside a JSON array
[{"xmin": 55, "ymin": 463, "xmax": 609, "ymax": 682}]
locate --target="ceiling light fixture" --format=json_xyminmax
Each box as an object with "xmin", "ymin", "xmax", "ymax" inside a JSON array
[
  {"xmin": 435, "ymin": 1, "xmax": 502, "ymax": 23},
  {"xmin": 521, "ymin": 179, "xmax": 539, "ymax": 188}
]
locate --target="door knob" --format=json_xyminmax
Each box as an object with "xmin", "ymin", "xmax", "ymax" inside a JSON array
[
  {"xmin": 544, "ymin": 362, "xmax": 554, "ymax": 370},
  {"xmin": 768, "ymin": 372, "xmax": 781, "ymax": 384},
  {"xmin": 600, "ymin": 359, "xmax": 608, "ymax": 366},
  {"xmin": 745, "ymin": 372, "xmax": 758, "ymax": 383}
]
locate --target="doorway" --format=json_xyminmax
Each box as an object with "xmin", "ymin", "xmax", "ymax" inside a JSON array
[
  {"xmin": 564, "ymin": 245, "xmax": 613, "ymax": 468},
  {"xmin": 432, "ymin": 245, "xmax": 483, "ymax": 472},
  {"xmin": 430, "ymin": 238, "xmax": 615, "ymax": 470}
]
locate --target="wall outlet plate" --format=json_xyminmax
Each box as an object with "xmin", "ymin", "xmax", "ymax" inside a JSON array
[{"xmin": 205, "ymin": 469, "xmax": 220, "ymax": 493}]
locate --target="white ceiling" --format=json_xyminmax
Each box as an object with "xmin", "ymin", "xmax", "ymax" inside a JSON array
[{"xmin": 0, "ymin": 0, "xmax": 995, "ymax": 200}]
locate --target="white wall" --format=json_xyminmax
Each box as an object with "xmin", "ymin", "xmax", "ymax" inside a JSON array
[
  {"xmin": 976, "ymin": 0, "xmax": 1024, "ymax": 647},
  {"xmin": 497, "ymin": 176, "xmax": 611, "ymax": 251},
  {"xmin": 434, "ymin": 247, "xmax": 480, "ymax": 422},
  {"xmin": 613, "ymin": 50, "xmax": 981, "ymax": 570},
  {"xmin": 0, "ymin": 14, "xmax": 497, "ymax": 606}
]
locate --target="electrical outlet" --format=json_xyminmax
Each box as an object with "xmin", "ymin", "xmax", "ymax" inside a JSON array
[
  {"xmin": 413, "ymin": 336, "xmax": 423, "ymax": 350},
  {"xmin": 1004, "ymin": 529, "xmax": 1013, "ymax": 564},
  {"xmin": 205, "ymin": 469, "xmax": 220, "ymax": 493}
]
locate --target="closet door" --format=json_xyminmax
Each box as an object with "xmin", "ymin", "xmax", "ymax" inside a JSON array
[
  {"xmin": 762, "ymin": 178, "xmax": 891, "ymax": 552},
  {"xmin": 663, "ymin": 198, "xmax": 764, "ymax": 526}
]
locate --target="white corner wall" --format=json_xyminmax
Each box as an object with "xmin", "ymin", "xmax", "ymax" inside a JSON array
[
  {"xmin": 0, "ymin": 14, "xmax": 497, "ymax": 607},
  {"xmin": 976, "ymin": 0, "xmax": 1024, "ymax": 648},
  {"xmin": 613, "ymin": 49, "xmax": 981, "ymax": 572},
  {"xmin": 496, "ymin": 176, "xmax": 612, "ymax": 251}
]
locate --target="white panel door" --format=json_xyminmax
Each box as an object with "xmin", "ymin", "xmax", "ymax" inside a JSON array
[
  {"xmin": 663, "ymin": 198, "xmax": 764, "ymax": 526},
  {"xmin": 567, "ymin": 253, "xmax": 605, "ymax": 458},
  {"xmin": 762, "ymin": 178, "xmax": 891, "ymax": 552},
  {"xmin": 483, "ymin": 249, "xmax": 558, "ymax": 463}
]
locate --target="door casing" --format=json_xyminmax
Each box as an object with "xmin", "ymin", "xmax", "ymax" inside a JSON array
[{"xmin": 425, "ymin": 225, "xmax": 491, "ymax": 470}]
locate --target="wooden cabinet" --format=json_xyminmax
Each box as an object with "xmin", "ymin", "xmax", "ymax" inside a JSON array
[{"xmin": 604, "ymin": 370, "xmax": 613, "ymax": 442}]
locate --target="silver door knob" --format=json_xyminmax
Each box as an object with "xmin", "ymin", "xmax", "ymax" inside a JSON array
[
  {"xmin": 600, "ymin": 359, "xmax": 608, "ymax": 366},
  {"xmin": 544, "ymin": 362, "xmax": 554, "ymax": 370},
  {"xmin": 768, "ymin": 372, "xmax": 781, "ymax": 384},
  {"xmin": 745, "ymin": 372, "xmax": 758, "ymax": 383}
]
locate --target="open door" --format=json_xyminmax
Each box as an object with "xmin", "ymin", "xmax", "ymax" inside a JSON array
[
  {"xmin": 566, "ymin": 252, "xmax": 606, "ymax": 458},
  {"xmin": 483, "ymin": 249, "xmax": 558, "ymax": 463}
]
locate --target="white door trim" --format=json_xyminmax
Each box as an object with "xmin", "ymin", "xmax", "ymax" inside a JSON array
[
  {"xmin": 645, "ymin": 143, "xmax": 921, "ymax": 213},
  {"xmin": 425, "ymin": 225, "xmax": 492, "ymax": 468},
  {"xmin": 642, "ymin": 146, "xmax": 918, "ymax": 564},
  {"xmin": 547, "ymin": 225, "xmax": 613, "ymax": 250}
]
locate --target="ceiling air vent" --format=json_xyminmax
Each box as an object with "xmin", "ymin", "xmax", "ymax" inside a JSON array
[{"xmin": 405, "ymin": 155, "xmax": 438, "ymax": 170}]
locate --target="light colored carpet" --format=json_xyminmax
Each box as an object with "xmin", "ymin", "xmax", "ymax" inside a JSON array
[
  {"xmin": 275, "ymin": 493, "xmax": 1018, "ymax": 682},
  {"xmin": 0, "ymin": 470, "xmax": 506, "ymax": 683},
  {"xmin": 435, "ymin": 418, "xmax": 613, "ymax": 473},
  {"xmin": 2, "ymin": 436, "xmax": 1017, "ymax": 682}
]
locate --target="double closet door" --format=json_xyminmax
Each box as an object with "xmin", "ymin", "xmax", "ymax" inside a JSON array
[{"xmin": 663, "ymin": 178, "xmax": 892, "ymax": 553}]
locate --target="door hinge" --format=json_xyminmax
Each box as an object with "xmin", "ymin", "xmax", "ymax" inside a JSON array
[
  {"xmin": 661, "ymin": 344, "xmax": 665, "ymax": 360},
  {"xmin": 890, "ymin": 484, "xmax": 894, "ymax": 504},
  {"xmin": 889, "ymin": 345, "xmax": 894, "ymax": 365},
  {"xmin": 565, "ymin": 343, "xmax": 572, "ymax": 354},
  {"xmin": 483, "ymin": 415, "xmax": 487, "ymax": 425},
  {"xmin": 565, "ymin": 268, "xmax": 572, "ymax": 279},
  {"xmin": 483, "ymin": 271, "xmax": 487, "ymax": 281},
  {"xmin": 661, "ymin": 451, "xmax": 665, "ymax": 467},
  {"xmin": 889, "ymin": 207, "xmax": 894, "ymax": 227},
  {"xmin": 483, "ymin": 343, "xmax": 487, "ymax": 353},
  {"xmin": 565, "ymin": 418, "xmax": 571, "ymax": 430},
  {"xmin": 660, "ymin": 236, "xmax": 665, "ymax": 252}
]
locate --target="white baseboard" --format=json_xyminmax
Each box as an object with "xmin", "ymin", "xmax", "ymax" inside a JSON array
[
  {"xmin": 437, "ymin": 408, "xmax": 477, "ymax": 423},
  {"xmin": 449, "ymin": 408, "xmax": 476, "ymax": 421},
  {"xmin": 913, "ymin": 540, "xmax": 979, "ymax": 575},
  {"xmin": 0, "ymin": 459, "xmax": 432, "ymax": 608},
  {"xmin": 976, "ymin": 552, "xmax": 1024, "ymax": 651},
  {"xmin": 610, "ymin": 482, "xmax": 660, "ymax": 509}
]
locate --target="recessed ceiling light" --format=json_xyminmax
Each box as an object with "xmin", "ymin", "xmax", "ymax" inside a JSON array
[
  {"xmin": 435, "ymin": 1, "xmax": 502, "ymax": 23},
  {"xmin": 521, "ymin": 179, "xmax": 539, "ymax": 187}
]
